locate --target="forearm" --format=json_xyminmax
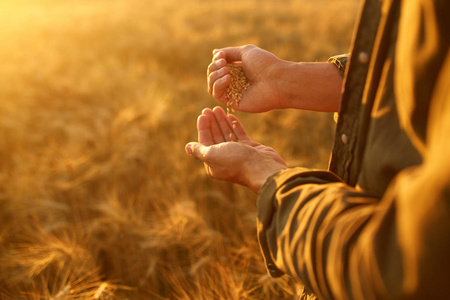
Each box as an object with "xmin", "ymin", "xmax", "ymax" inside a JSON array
[{"xmin": 272, "ymin": 61, "xmax": 343, "ymax": 112}]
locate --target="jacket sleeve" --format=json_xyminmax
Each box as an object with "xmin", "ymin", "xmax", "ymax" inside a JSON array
[{"xmin": 257, "ymin": 168, "xmax": 381, "ymax": 299}]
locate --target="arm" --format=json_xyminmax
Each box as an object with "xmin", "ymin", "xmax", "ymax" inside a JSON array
[
  {"xmin": 257, "ymin": 11, "xmax": 450, "ymax": 298},
  {"xmin": 207, "ymin": 45, "xmax": 343, "ymax": 113}
]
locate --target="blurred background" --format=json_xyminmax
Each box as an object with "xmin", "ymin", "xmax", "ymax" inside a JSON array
[{"xmin": 0, "ymin": 0, "xmax": 359, "ymax": 298}]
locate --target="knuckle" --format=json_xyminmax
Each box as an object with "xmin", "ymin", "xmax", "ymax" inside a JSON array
[
  {"xmin": 217, "ymin": 58, "xmax": 226, "ymax": 67},
  {"xmin": 243, "ymin": 44, "xmax": 256, "ymax": 51}
]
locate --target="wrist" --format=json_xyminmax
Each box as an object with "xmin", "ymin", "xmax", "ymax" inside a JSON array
[
  {"xmin": 267, "ymin": 59, "xmax": 295, "ymax": 110},
  {"xmin": 244, "ymin": 155, "xmax": 287, "ymax": 194}
]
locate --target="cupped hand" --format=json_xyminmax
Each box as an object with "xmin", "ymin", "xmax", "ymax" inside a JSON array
[
  {"xmin": 207, "ymin": 45, "xmax": 286, "ymax": 113},
  {"xmin": 185, "ymin": 106, "xmax": 287, "ymax": 193}
]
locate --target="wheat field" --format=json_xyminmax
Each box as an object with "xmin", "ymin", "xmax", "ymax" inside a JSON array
[{"xmin": 0, "ymin": 0, "xmax": 359, "ymax": 298}]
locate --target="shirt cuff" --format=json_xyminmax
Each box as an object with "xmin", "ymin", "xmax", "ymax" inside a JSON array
[{"xmin": 327, "ymin": 54, "xmax": 350, "ymax": 77}]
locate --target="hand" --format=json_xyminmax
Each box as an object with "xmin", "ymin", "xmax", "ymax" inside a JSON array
[
  {"xmin": 207, "ymin": 45, "xmax": 343, "ymax": 113},
  {"xmin": 207, "ymin": 45, "xmax": 285, "ymax": 113},
  {"xmin": 185, "ymin": 106, "xmax": 287, "ymax": 193}
]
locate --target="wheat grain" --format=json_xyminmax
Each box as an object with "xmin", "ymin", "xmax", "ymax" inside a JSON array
[{"xmin": 225, "ymin": 64, "xmax": 250, "ymax": 114}]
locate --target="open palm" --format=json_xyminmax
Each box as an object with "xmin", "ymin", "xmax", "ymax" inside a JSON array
[{"xmin": 185, "ymin": 107, "xmax": 286, "ymax": 192}]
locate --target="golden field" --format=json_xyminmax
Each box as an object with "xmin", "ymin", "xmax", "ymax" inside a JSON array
[{"xmin": 0, "ymin": 0, "xmax": 359, "ymax": 298}]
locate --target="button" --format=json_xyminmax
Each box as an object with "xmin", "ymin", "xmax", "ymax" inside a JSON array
[
  {"xmin": 358, "ymin": 51, "xmax": 370, "ymax": 64},
  {"xmin": 267, "ymin": 263, "xmax": 278, "ymax": 274},
  {"xmin": 341, "ymin": 133, "xmax": 349, "ymax": 145}
]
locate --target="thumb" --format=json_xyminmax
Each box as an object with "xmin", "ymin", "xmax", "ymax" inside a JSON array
[
  {"xmin": 185, "ymin": 142, "xmax": 207, "ymax": 161},
  {"xmin": 217, "ymin": 46, "xmax": 246, "ymax": 63}
]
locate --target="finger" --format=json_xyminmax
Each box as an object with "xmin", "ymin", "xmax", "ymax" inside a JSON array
[
  {"xmin": 207, "ymin": 58, "xmax": 226, "ymax": 78},
  {"xmin": 226, "ymin": 114, "xmax": 251, "ymax": 141},
  {"xmin": 186, "ymin": 143, "xmax": 220, "ymax": 178},
  {"xmin": 212, "ymin": 50, "xmax": 225, "ymax": 61},
  {"xmin": 212, "ymin": 75, "xmax": 231, "ymax": 103},
  {"xmin": 207, "ymin": 58, "xmax": 227, "ymax": 95},
  {"xmin": 217, "ymin": 45, "xmax": 252, "ymax": 63},
  {"xmin": 185, "ymin": 142, "xmax": 207, "ymax": 161},
  {"xmin": 197, "ymin": 114, "xmax": 214, "ymax": 146},
  {"xmin": 208, "ymin": 66, "xmax": 229, "ymax": 96},
  {"xmin": 202, "ymin": 108, "xmax": 225, "ymax": 144},
  {"xmin": 213, "ymin": 106, "xmax": 237, "ymax": 141}
]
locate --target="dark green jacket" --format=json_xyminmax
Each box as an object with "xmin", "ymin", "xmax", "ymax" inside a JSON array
[{"xmin": 257, "ymin": 0, "xmax": 450, "ymax": 299}]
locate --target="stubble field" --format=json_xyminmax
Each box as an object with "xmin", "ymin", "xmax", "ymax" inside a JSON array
[{"xmin": 0, "ymin": 0, "xmax": 359, "ymax": 298}]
